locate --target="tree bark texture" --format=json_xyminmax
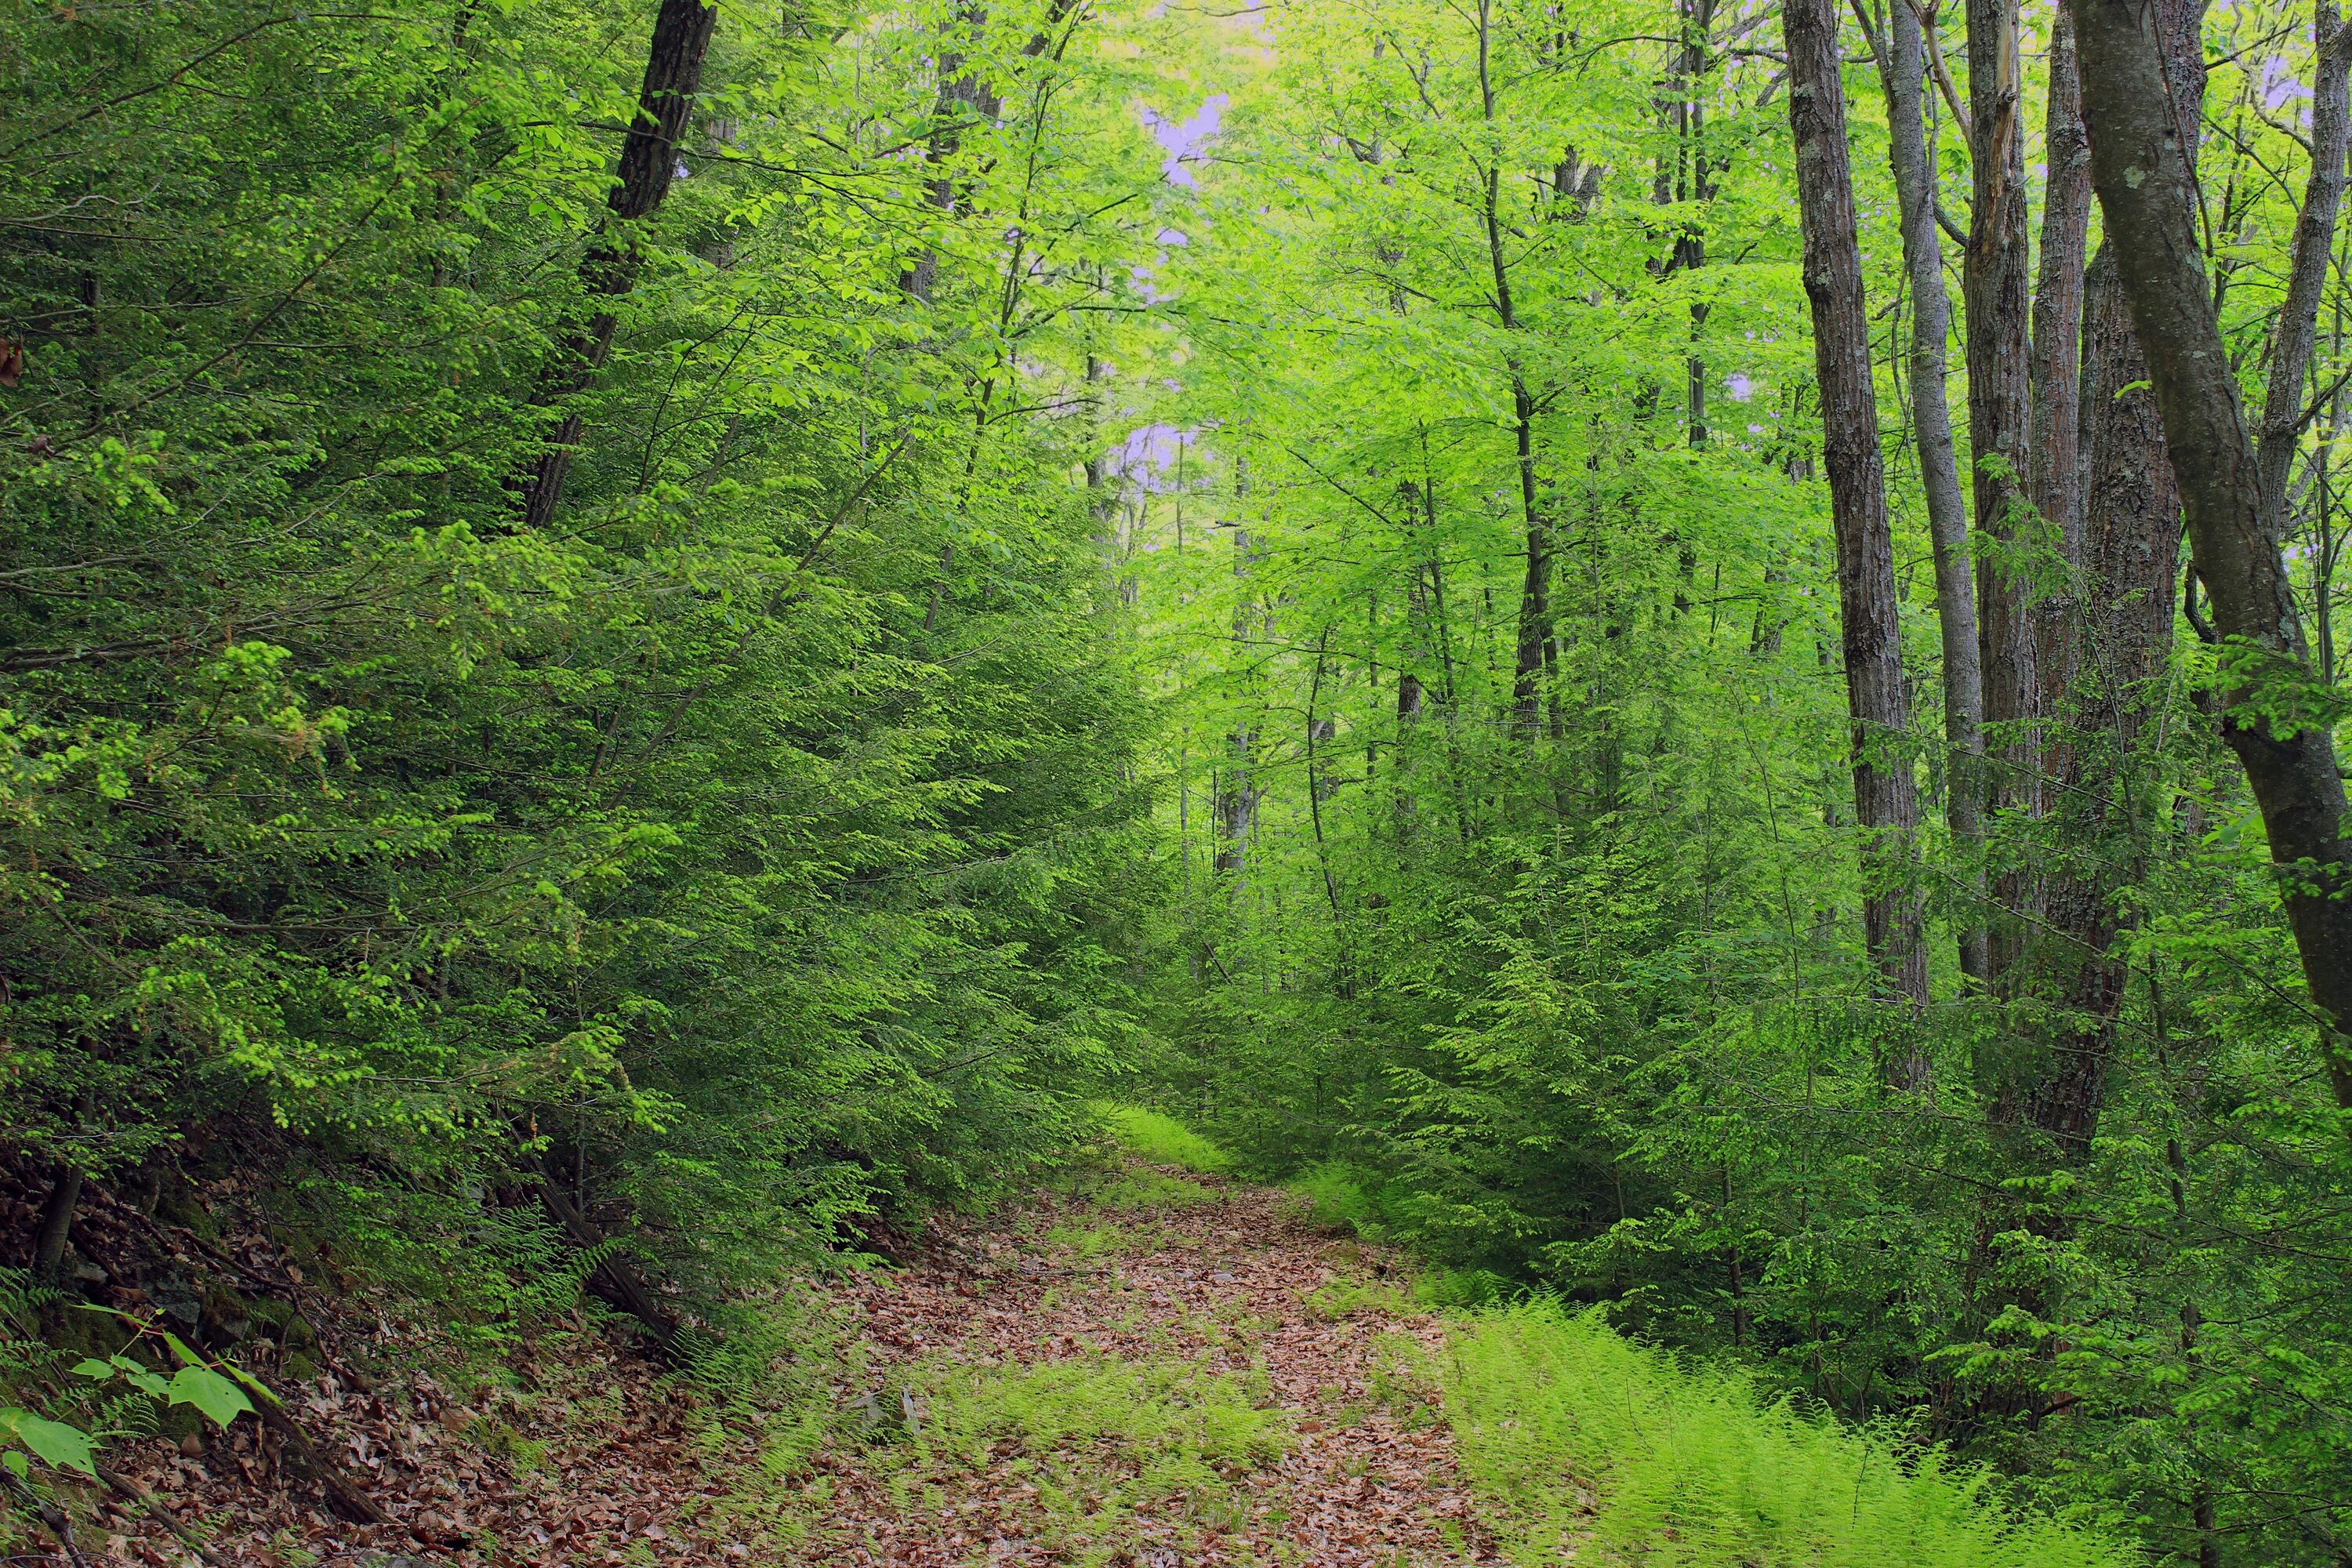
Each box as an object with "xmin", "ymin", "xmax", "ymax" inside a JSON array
[
  {"xmin": 2072, "ymin": 0, "xmax": 2352, "ymax": 1116},
  {"xmin": 1967, "ymin": 0, "xmax": 2041, "ymax": 973},
  {"xmin": 2028, "ymin": 9, "xmax": 2092, "ymax": 697},
  {"xmin": 1874, "ymin": 0, "xmax": 1987, "ymax": 985},
  {"xmin": 1784, "ymin": 0, "xmax": 1933, "ymax": 1040},
  {"xmin": 2256, "ymin": 0, "xmax": 2350, "ymax": 541},
  {"xmin": 2005, "ymin": 248, "xmax": 2181, "ymax": 1154},
  {"xmin": 512, "ymin": 0, "xmax": 719, "ymax": 532},
  {"xmin": 31, "ymin": 1160, "xmax": 82, "ymax": 1280},
  {"xmin": 1216, "ymin": 527, "xmax": 1261, "ymax": 884},
  {"xmin": 900, "ymin": 4, "xmax": 1004, "ymax": 303}
]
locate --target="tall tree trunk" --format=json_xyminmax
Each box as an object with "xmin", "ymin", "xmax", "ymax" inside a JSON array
[
  {"xmin": 2027, "ymin": 9, "xmax": 2092, "ymax": 697},
  {"xmin": 1966, "ymin": 0, "xmax": 2039, "ymax": 978},
  {"xmin": 2257, "ymin": 0, "xmax": 2350, "ymax": 534},
  {"xmin": 2005, "ymin": 247, "xmax": 2181, "ymax": 1153},
  {"xmin": 1215, "ymin": 526, "xmax": 1261, "ymax": 887},
  {"xmin": 1474, "ymin": 0, "xmax": 1550, "ymax": 741},
  {"xmin": 900, "ymin": 3, "xmax": 1003, "ymax": 303},
  {"xmin": 1784, "ymin": 0, "xmax": 1935, "ymax": 1053},
  {"xmin": 1661, "ymin": 0, "xmax": 1719, "ymax": 451},
  {"xmin": 1871, "ymin": 0, "xmax": 1987, "ymax": 985},
  {"xmin": 510, "ymin": 0, "xmax": 719, "ymax": 531},
  {"xmin": 2071, "ymin": 0, "xmax": 2352, "ymax": 1117},
  {"xmin": 2000, "ymin": 0, "xmax": 2201, "ymax": 1159}
]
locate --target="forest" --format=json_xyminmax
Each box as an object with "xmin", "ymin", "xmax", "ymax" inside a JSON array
[{"xmin": 4, "ymin": 0, "xmax": 2351, "ymax": 1563}]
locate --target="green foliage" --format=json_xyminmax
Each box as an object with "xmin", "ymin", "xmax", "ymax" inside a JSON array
[
  {"xmin": 1112, "ymin": 2, "xmax": 2352, "ymax": 1565},
  {"xmin": 0, "ymin": 0, "xmax": 1174, "ymax": 1301},
  {"xmin": 1284, "ymin": 1161, "xmax": 1399, "ymax": 1238},
  {"xmin": 1093, "ymin": 1104, "xmax": 1232, "ymax": 1174},
  {"xmin": 1438, "ymin": 1301, "xmax": 2132, "ymax": 1568},
  {"xmin": 0, "ymin": 1407, "xmax": 94, "ymax": 1479},
  {"xmin": 886, "ymin": 1352, "xmax": 1290, "ymax": 1562},
  {"xmin": 3, "ymin": 1310, "xmax": 256, "ymax": 1482}
]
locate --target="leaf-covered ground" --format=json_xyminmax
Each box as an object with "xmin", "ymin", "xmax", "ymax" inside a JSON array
[
  {"xmin": 788, "ymin": 1164, "xmax": 1502, "ymax": 1566},
  {"xmin": 7, "ymin": 1162, "xmax": 1504, "ymax": 1566}
]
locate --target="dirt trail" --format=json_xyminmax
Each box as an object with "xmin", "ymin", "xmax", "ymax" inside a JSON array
[
  {"xmin": 5, "ymin": 1163, "xmax": 1507, "ymax": 1566},
  {"xmin": 799, "ymin": 1166, "xmax": 1503, "ymax": 1566}
]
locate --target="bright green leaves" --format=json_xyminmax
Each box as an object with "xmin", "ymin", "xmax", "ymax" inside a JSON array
[
  {"xmin": 0, "ymin": 1409, "xmax": 96, "ymax": 1479},
  {"xmin": 165, "ymin": 1365, "xmax": 258, "ymax": 1430},
  {"xmin": 70, "ymin": 1350, "xmax": 256, "ymax": 1430}
]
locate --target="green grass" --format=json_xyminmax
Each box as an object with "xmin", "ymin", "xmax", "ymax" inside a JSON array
[
  {"xmin": 890, "ymin": 1352, "xmax": 1288, "ymax": 1564},
  {"xmin": 1091, "ymin": 1102, "xmax": 1232, "ymax": 1173},
  {"xmin": 1434, "ymin": 1300, "xmax": 2132, "ymax": 1568}
]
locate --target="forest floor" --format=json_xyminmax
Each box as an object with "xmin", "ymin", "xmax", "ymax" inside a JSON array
[
  {"xmin": 12, "ymin": 1159, "xmax": 1518, "ymax": 1568},
  {"xmin": 787, "ymin": 1162, "xmax": 1505, "ymax": 1566}
]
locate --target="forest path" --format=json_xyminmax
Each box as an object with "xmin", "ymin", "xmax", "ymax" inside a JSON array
[{"xmin": 792, "ymin": 1163, "xmax": 1506, "ymax": 1566}]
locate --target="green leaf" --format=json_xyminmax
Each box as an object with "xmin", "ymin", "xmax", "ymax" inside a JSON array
[
  {"xmin": 71, "ymin": 1358, "xmax": 117, "ymax": 1380},
  {"xmin": 165, "ymin": 1366, "xmax": 255, "ymax": 1429},
  {"xmin": 220, "ymin": 1365, "xmax": 284, "ymax": 1409},
  {"xmin": 2, "ymin": 1449, "xmax": 26, "ymax": 1479},
  {"xmin": 0, "ymin": 1407, "xmax": 98, "ymax": 1476}
]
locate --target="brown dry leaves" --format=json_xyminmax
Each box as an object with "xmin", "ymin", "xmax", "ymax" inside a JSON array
[
  {"xmin": 793, "ymin": 1172, "xmax": 1501, "ymax": 1567},
  {"xmin": 11, "ymin": 1165, "xmax": 1497, "ymax": 1567}
]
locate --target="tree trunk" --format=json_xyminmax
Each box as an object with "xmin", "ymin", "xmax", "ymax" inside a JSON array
[
  {"xmin": 1965, "ymin": 0, "xmax": 2040, "ymax": 985},
  {"xmin": 2256, "ymin": 0, "xmax": 2350, "ymax": 540},
  {"xmin": 1871, "ymin": 0, "xmax": 1987, "ymax": 985},
  {"xmin": 2072, "ymin": 0, "xmax": 2352, "ymax": 1116},
  {"xmin": 1215, "ymin": 527, "xmax": 1260, "ymax": 885},
  {"xmin": 1473, "ymin": 0, "xmax": 1550, "ymax": 742},
  {"xmin": 510, "ymin": 0, "xmax": 719, "ymax": 531},
  {"xmin": 31, "ymin": 1160, "xmax": 82, "ymax": 1281},
  {"xmin": 1784, "ymin": 0, "xmax": 1934, "ymax": 1050},
  {"xmin": 2027, "ymin": 8, "xmax": 2092, "ymax": 697},
  {"xmin": 900, "ymin": 3, "xmax": 1004, "ymax": 303},
  {"xmin": 2005, "ymin": 246, "xmax": 2181, "ymax": 1154},
  {"xmin": 535, "ymin": 1169, "xmax": 686, "ymax": 1359}
]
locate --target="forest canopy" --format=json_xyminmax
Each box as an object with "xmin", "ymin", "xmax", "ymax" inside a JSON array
[{"xmin": 5, "ymin": 0, "xmax": 2352, "ymax": 1562}]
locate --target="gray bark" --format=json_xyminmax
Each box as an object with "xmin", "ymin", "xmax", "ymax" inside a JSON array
[
  {"xmin": 1871, "ymin": 0, "xmax": 1987, "ymax": 985},
  {"xmin": 1966, "ymin": 0, "xmax": 2041, "ymax": 981},
  {"xmin": 1784, "ymin": 0, "xmax": 1935, "ymax": 1053},
  {"xmin": 2071, "ymin": 0, "xmax": 2352, "ymax": 1116}
]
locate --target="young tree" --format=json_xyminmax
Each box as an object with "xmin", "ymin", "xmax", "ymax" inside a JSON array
[{"xmin": 1864, "ymin": 0, "xmax": 1987, "ymax": 984}]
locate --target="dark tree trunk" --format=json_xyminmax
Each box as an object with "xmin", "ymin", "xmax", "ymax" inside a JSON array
[
  {"xmin": 1472, "ymin": 0, "xmax": 1550, "ymax": 742},
  {"xmin": 1216, "ymin": 527, "xmax": 1260, "ymax": 884},
  {"xmin": 535, "ymin": 1168, "xmax": 686, "ymax": 1359},
  {"xmin": 1783, "ymin": 0, "xmax": 1933, "ymax": 1050},
  {"xmin": 2028, "ymin": 9, "xmax": 2092, "ymax": 697},
  {"xmin": 2072, "ymin": 0, "xmax": 2352, "ymax": 1116},
  {"xmin": 31, "ymin": 1161, "xmax": 82, "ymax": 1280},
  {"xmin": 900, "ymin": 4, "xmax": 1004, "ymax": 303},
  {"xmin": 510, "ymin": 0, "xmax": 719, "ymax": 531},
  {"xmin": 2005, "ymin": 247, "xmax": 2181, "ymax": 1155},
  {"xmin": 1966, "ymin": 0, "xmax": 2040, "ymax": 979},
  {"xmin": 1869, "ymin": 0, "xmax": 1987, "ymax": 985}
]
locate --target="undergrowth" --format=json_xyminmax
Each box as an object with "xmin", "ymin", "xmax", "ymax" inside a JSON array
[
  {"xmin": 1092, "ymin": 1104, "xmax": 1232, "ymax": 1174},
  {"xmin": 886, "ymin": 1352, "xmax": 1288, "ymax": 1565},
  {"xmin": 1434, "ymin": 1300, "xmax": 2133, "ymax": 1568}
]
